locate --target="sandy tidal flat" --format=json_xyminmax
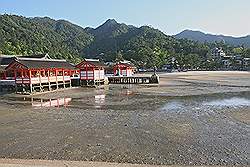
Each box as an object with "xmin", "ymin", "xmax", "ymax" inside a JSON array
[{"xmin": 0, "ymin": 71, "xmax": 249, "ymax": 166}]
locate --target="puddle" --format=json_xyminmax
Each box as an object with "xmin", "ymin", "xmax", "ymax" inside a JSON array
[
  {"xmin": 0, "ymin": 85, "xmax": 139, "ymax": 109},
  {"xmin": 204, "ymin": 97, "xmax": 250, "ymax": 108},
  {"xmin": 161, "ymin": 101, "xmax": 184, "ymax": 111},
  {"xmin": 160, "ymin": 94, "xmax": 250, "ymax": 114},
  {"xmin": 2, "ymin": 86, "xmax": 250, "ymax": 112}
]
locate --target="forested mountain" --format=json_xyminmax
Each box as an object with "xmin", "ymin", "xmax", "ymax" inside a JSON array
[
  {"xmin": 84, "ymin": 19, "xmax": 177, "ymax": 65},
  {"xmin": 84, "ymin": 19, "xmax": 135, "ymax": 57},
  {"xmin": 84, "ymin": 19, "xmax": 214, "ymax": 68},
  {"xmin": 175, "ymin": 30, "xmax": 250, "ymax": 47},
  {"xmin": 0, "ymin": 14, "xmax": 93, "ymax": 63},
  {"xmin": 0, "ymin": 14, "xmax": 249, "ymax": 69}
]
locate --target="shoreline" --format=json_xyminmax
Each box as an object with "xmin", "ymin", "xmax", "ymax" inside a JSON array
[
  {"xmin": 0, "ymin": 158, "xmax": 223, "ymax": 167},
  {"xmin": 1, "ymin": 71, "xmax": 250, "ymax": 99}
]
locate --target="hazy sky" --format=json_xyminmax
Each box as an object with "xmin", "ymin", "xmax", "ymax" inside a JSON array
[{"xmin": 0, "ymin": 0, "xmax": 249, "ymax": 37}]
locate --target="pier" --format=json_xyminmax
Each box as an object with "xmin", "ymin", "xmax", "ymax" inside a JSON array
[{"xmin": 108, "ymin": 76, "xmax": 158, "ymax": 84}]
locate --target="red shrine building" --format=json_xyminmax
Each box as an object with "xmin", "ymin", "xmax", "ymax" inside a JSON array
[
  {"xmin": 0, "ymin": 55, "xmax": 16, "ymax": 80},
  {"xmin": 5, "ymin": 57, "xmax": 76, "ymax": 94},
  {"xmin": 0, "ymin": 54, "xmax": 51, "ymax": 80},
  {"xmin": 76, "ymin": 59, "xmax": 106, "ymax": 85},
  {"xmin": 113, "ymin": 62, "xmax": 136, "ymax": 77}
]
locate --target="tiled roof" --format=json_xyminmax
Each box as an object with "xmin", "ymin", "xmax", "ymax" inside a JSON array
[
  {"xmin": 0, "ymin": 53, "xmax": 50, "ymax": 66},
  {"xmin": 114, "ymin": 62, "xmax": 135, "ymax": 68},
  {"xmin": 87, "ymin": 60, "xmax": 106, "ymax": 67},
  {"xmin": 0, "ymin": 56, "xmax": 16, "ymax": 66},
  {"xmin": 17, "ymin": 53, "xmax": 50, "ymax": 59},
  {"xmin": 77, "ymin": 59, "xmax": 106, "ymax": 68},
  {"xmin": 8, "ymin": 59, "xmax": 76, "ymax": 70}
]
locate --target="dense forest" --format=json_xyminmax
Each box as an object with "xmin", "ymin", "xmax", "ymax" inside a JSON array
[
  {"xmin": 1, "ymin": 14, "xmax": 250, "ymax": 69},
  {"xmin": 0, "ymin": 14, "xmax": 93, "ymax": 63}
]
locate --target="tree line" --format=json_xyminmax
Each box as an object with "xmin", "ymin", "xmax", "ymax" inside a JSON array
[{"xmin": 1, "ymin": 14, "xmax": 249, "ymax": 69}]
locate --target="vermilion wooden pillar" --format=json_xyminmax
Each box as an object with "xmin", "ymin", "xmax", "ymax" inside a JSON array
[
  {"xmin": 62, "ymin": 68, "xmax": 65, "ymax": 88},
  {"xmin": 3, "ymin": 71, "xmax": 7, "ymax": 80},
  {"xmin": 29, "ymin": 70, "xmax": 33, "ymax": 94},
  {"xmin": 55, "ymin": 69, "xmax": 58, "ymax": 90},
  {"xmin": 39, "ymin": 69, "xmax": 42, "ymax": 92}
]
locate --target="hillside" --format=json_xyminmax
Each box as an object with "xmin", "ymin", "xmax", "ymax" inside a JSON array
[
  {"xmin": 1, "ymin": 14, "xmax": 249, "ymax": 69},
  {"xmin": 0, "ymin": 14, "xmax": 93, "ymax": 63},
  {"xmin": 1, "ymin": 14, "xmax": 202, "ymax": 67},
  {"xmin": 175, "ymin": 30, "xmax": 250, "ymax": 47},
  {"xmin": 84, "ymin": 19, "xmax": 178, "ymax": 64},
  {"xmin": 84, "ymin": 19, "xmax": 136, "ymax": 57}
]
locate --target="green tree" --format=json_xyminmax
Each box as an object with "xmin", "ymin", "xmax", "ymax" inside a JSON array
[
  {"xmin": 243, "ymin": 48, "xmax": 250, "ymax": 58},
  {"xmin": 233, "ymin": 47, "xmax": 244, "ymax": 55},
  {"xmin": 115, "ymin": 51, "xmax": 124, "ymax": 62}
]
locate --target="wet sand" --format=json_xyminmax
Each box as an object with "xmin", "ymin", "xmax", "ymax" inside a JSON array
[
  {"xmin": 0, "ymin": 71, "xmax": 249, "ymax": 166},
  {"xmin": 0, "ymin": 158, "xmax": 223, "ymax": 167},
  {"xmin": 137, "ymin": 71, "xmax": 250, "ymax": 96}
]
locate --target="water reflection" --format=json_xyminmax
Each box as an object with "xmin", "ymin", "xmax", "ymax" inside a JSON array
[
  {"xmin": 94, "ymin": 94, "xmax": 106, "ymax": 108},
  {"xmin": 31, "ymin": 98, "xmax": 72, "ymax": 108},
  {"xmin": 124, "ymin": 90, "xmax": 134, "ymax": 95},
  {"xmin": 7, "ymin": 86, "xmax": 249, "ymax": 111},
  {"xmin": 113, "ymin": 85, "xmax": 135, "ymax": 96},
  {"xmin": 160, "ymin": 96, "xmax": 250, "ymax": 114},
  {"xmin": 204, "ymin": 97, "xmax": 250, "ymax": 108}
]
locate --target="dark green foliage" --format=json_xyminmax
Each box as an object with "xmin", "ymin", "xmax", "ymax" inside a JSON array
[
  {"xmin": 85, "ymin": 20, "xmax": 236, "ymax": 69},
  {"xmin": 0, "ymin": 14, "xmax": 93, "ymax": 63},
  {"xmin": 243, "ymin": 48, "xmax": 250, "ymax": 58},
  {"xmin": 1, "ymin": 14, "xmax": 247, "ymax": 69}
]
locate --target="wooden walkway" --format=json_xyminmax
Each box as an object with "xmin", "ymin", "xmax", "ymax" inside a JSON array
[{"xmin": 108, "ymin": 76, "xmax": 152, "ymax": 84}]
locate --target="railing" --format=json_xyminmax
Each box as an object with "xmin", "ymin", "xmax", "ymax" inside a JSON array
[
  {"xmin": 16, "ymin": 76, "xmax": 71, "ymax": 84},
  {"xmin": 80, "ymin": 70, "xmax": 105, "ymax": 80},
  {"xmin": 16, "ymin": 78, "xmax": 30, "ymax": 84},
  {"xmin": 108, "ymin": 76, "xmax": 152, "ymax": 84}
]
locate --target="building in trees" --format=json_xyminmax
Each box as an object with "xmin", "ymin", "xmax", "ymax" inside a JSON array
[
  {"xmin": 211, "ymin": 47, "xmax": 226, "ymax": 59},
  {"xmin": 243, "ymin": 58, "xmax": 250, "ymax": 70}
]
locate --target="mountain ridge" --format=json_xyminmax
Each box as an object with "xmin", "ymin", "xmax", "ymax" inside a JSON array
[
  {"xmin": 175, "ymin": 29, "xmax": 250, "ymax": 47},
  {"xmin": 178, "ymin": 29, "xmax": 250, "ymax": 38},
  {"xmin": 1, "ymin": 14, "xmax": 250, "ymax": 68}
]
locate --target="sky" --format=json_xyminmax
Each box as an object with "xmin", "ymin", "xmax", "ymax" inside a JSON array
[{"xmin": 0, "ymin": 0, "xmax": 250, "ymax": 37}]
